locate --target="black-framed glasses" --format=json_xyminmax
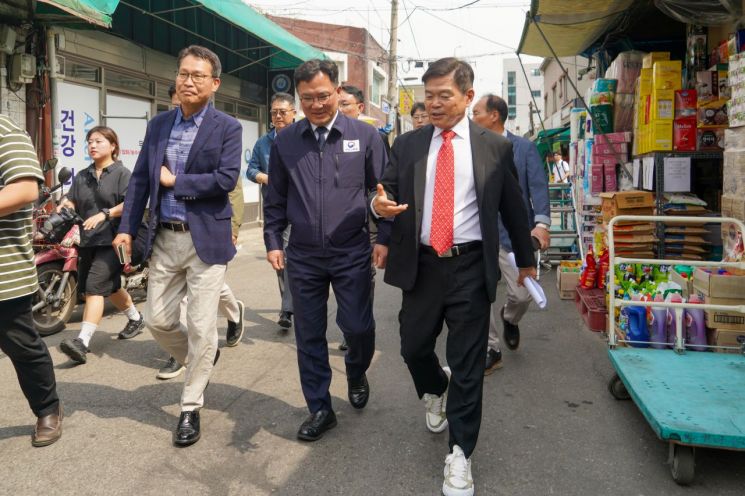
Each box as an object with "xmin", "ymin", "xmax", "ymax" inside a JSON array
[
  {"xmin": 176, "ymin": 72, "xmax": 214, "ymax": 84},
  {"xmin": 300, "ymin": 93, "xmax": 332, "ymax": 105}
]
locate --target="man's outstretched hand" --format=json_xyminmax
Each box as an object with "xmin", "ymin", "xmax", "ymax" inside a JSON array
[{"xmin": 373, "ymin": 183, "xmax": 407, "ymax": 218}]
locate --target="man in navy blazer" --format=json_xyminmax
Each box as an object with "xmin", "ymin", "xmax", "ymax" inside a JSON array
[
  {"xmin": 114, "ymin": 45, "xmax": 241, "ymax": 447},
  {"xmin": 472, "ymin": 94, "xmax": 550, "ymax": 373}
]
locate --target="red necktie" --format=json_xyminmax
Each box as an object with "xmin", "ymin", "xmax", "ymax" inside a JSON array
[{"xmin": 430, "ymin": 129, "xmax": 455, "ymax": 255}]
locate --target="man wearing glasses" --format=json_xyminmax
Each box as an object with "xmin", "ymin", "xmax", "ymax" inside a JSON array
[
  {"xmin": 247, "ymin": 92, "xmax": 296, "ymax": 330},
  {"xmin": 114, "ymin": 45, "xmax": 241, "ymax": 447},
  {"xmin": 263, "ymin": 59, "xmax": 389, "ymax": 441}
]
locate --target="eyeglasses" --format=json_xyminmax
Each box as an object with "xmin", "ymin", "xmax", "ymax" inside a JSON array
[
  {"xmin": 300, "ymin": 93, "xmax": 332, "ymax": 105},
  {"xmin": 176, "ymin": 72, "xmax": 214, "ymax": 84},
  {"xmin": 270, "ymin": 109, "xmax": 295, "ymax": 117},
  {"xmin": 412, "ymin": 113, "xmax": 428, "ymax": 121}
]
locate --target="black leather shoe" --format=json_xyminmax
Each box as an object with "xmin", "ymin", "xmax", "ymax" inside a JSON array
[
  {"xmin": 501, "ymin": 308, "xmax": 520, "ymax": 350},
  {"xmin": 297, "ymin": 410, "xmax": 337, "ymax": 442},
  {"xmin": 348, "ymin": 373, "xmax": 369, "ymax": 409},
  {"xmin": 173, "ymin": 411, "xmax": 200, "ymax": 447},
  {"xmin": 338, "ymin": 336, "xmax": 349, "ymax": 351},
  {"xmin": 278, "ymin": 312, "xmax": 292, "ymax": 329},
  {"xmin": 225, "ymin": 300, "xmax": 245, "ymax": 347},
  {"xmin": 484, "ymin": 348, "xmax": 503, "ymax": 375}
]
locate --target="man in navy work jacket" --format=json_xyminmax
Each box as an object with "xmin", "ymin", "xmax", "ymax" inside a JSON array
[
  {"xmin": 113, "ymin": 45, "xmax": 241, "ymax": 447},
  {"xmin": 263, "ymin": 59, "xmax": 389, "ymax": 442},
  {"xmin": 471, "ymin": 94, "xmax": 551, "ymax": 373}
]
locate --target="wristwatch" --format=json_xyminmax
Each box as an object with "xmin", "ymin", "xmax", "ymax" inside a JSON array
[
  {"xmin": 535, "ymin": 222, "xmax": 550, "ymax": 231},
  {"xmin": 101, "ymin": 208, "xmax": 110, "ymax": 221}
]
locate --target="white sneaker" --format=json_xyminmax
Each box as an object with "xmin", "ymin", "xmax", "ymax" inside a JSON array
[
  {"xmin": 423, "ymin": 366, "xmax": 451, "ymax": 433},
  {"xmin": 442, "ymin": 445, "xmax": 474, "ymax": 496}
]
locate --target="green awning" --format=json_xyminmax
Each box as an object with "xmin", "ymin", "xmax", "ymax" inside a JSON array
[
  {"xmin": 534, "ymin": 127, "xmax": 569, "ymax": 158},
  {"xmin": 37, "ymin": 0, "xmax": 119, "ymax": 28},
  {"xmin": 194, "ymin": 0, "xmax": 327, "ymax": 69},
  {"xmin": 517, "ymin": 0, "xmax": 634, "ymax": 57}
]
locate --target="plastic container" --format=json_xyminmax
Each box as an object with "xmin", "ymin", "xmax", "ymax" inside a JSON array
[
  {"xmin": 649, "ymin": 293, "xmax": 668, "ymax": 349},
  {"xmin": 666, "ymin": 293, "xmax": 684, "ymax": 348},
  {"xmin": 685, "ymin": 294, "xmax": 707, "ymax": 351},
  {"xmin": 626, "ymin": 305, "xmax": 650, "ymax": 348}
]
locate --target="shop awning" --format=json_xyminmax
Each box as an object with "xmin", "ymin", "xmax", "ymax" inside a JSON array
[
  {"xmin": 517, "ymin": 0, "xmax": 635, "ymax": 57},
  {"xmin": 194, "ymin": 0, "xmax": 327, "ymax": 69},
  {"xmin": 37, "ymin": 0, "xmax": 119, "ymax": 28}
]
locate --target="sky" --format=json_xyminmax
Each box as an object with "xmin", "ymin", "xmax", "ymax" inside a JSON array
[{"xmin": 250, "ymin": 0, "xmax": 544, "ymax": 99}]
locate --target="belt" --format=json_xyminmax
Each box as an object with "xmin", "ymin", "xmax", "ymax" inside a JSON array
[
  {"xmin": 160, "ymin": 221, "xmax": 189, "ymax": 232},
  {"xmin": 421, "ymin": 241, "xmax": 482, "ymax": 258}
]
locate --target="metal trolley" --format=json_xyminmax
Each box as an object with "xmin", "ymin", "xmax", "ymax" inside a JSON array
[{"xmin": 606, "ymin": 215, "xmax": 745, "ymax": 485}]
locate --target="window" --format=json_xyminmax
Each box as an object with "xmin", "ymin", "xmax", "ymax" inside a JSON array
[
  {"xmin": 372, "ymin": 70, "xmax": 385, "ymax": 106},
  {"xmin": 532, "ymin": 90, "xmax": 541, "ymax": 97},
  {"xmin": 65, "ymin": 60, "xmax": 100, "ymax": 83},
  {"xmin": 508, "ymin": 106, "xmax": 516, "ymax": 119},
  {"xmin": 105, "ymin": 69, "xmax": 153, "ymax": 96},
  {"xmin": 508, "ymin": 94, "xmax": 516, "ymax": 106},
  {"xmin": 507, "ymin": 71, "xmax": 516, "ymax": 86},
  {"xmin": 214, "ymin": 99, "xmax": 235, "ymax": 114},
  {"xmin": 531, "ymin": 68, "xmax": 541, "ymax": 77}
]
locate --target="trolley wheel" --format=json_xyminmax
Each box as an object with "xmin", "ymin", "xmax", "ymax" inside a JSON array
[
  {"xmin": 608, "ymin": 373, "xmax": 630, "ymax": 400},
  {"xmin": 669, "ymin": 443, "xmax": 695, "ymax": 485}
]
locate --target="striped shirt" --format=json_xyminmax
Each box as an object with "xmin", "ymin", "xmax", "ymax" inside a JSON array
[
  {"xmin": 0, "ymin": 115, "xmax": 43, "ymax": 301},
  {"xmin": 159, "ymin": 104, "xmax": 209, "ymax": 222}
]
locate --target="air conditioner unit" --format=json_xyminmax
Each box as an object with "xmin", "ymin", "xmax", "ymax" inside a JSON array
[{"xmin": 10, "ymin": 53, "xmax": 35, "ymax": 84}]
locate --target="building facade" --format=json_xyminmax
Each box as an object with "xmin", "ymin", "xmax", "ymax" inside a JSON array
[
  {"xmin": 540, "ymin": 56, "xmax": 593, "ymax": 131},
  {"xmin": 268, "ymin": 16, "xmax": 390, "ymax": 126},
  {"xmin": 502, "ymin": 58, "xmax": 543, "ymax": 137}
]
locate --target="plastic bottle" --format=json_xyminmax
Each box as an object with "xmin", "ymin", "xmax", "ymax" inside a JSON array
[
  {"xmin": 649, "ymin": 293, "xmax": 667, "ymax": 349},
  {"xmin": 626, "ymin": 304, "xmax": 650, "ymax": 348},
  {"xmin": 666, "ymin": 293, "xmax": 684, "ymax": 348},
  {"xmin": 685, "ymin": 294, "xmax": 707, "ymax": 351}
]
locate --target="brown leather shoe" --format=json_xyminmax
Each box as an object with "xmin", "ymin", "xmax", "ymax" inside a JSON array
[{"xmin": 32, "ymin": 405, "xmax": 63, "ymax": 447}]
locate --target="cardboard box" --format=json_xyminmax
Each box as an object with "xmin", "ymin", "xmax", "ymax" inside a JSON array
[
  {"xmin": 604, "ymin": 162, "xmax": 617, "ymax": 192},
  {"xmin": 706, "ymin": 328, "xmax": 745, "ymax": 352},
  {"xmin": 599, "ymin": 190, "xmax": 655, "ymax": 222},
  {"xmin": 696, "ymin": 70, "xmax": 719, "ymax": 100},
  {"xmin": 693, "ymin": 267, "xmax": 745, "ymax": 298},
  {"xmin": 697, "ymin": 98, "xmax": 729, "ymax": 127},
  {"xmin": 557, "ymin": 268, "xmax": 580, "ymax": 300},
  {"xmin": 674, "ymin": 118, "xmax": 697, "ymax": 151},
  {"xmin": 597, "ymin": 131, "xmax": 632, "ymax": 143},
  {"xmin": 643, "ymin": 52, "xmax": 670, "ymax": 69},
  {"xmin": 674, "ymin": 89, "xmax": 697, "ymax": 118},
  {"xmin": 590, "ymin": 164, "xmax": 604, "ymax": 193},
  {"xmin": 650, "ymin": 120, "xmax": 673, "ymax": 151},
  {"xmin": 651, "ymin": 89, "xmax": 675, "ymax": 120},
  {"xmin": 592, "ymin": 140, "xmax": 628, "ymax": 156},
  {"xmin": 702, "ymin": 295, "xmax": 745, "ymax": 331},
  {"xmin": 652, "ymin": 60, "xmax": 682, "ymax": 90},
  {"xmin": 697, "ymin": 127, "xmax": 725, "ymax": 151}
]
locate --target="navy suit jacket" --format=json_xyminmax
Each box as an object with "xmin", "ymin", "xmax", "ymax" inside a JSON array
[
  {"xmin": 119, "ymin": 105, "xmax": 242, "ymax": 265},
  {"xmin": 498, "ymin": 130, "xmax": 551, "ymax": 252}
]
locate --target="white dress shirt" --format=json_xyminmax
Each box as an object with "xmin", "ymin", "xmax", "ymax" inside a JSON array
[
  {"xmin": 421, "ymin": 116, "xmax": 482, "ymax": 245},
  {"xmin": 310, "ymin": 111, "xmax": 339, "ymax": 140}
]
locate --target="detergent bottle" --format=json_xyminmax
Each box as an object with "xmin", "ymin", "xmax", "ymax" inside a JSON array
[
  {"xmin": 666, "ymin": 293, "xmax": 684, "ymax": 348},
  {"xmin": 649, "ymin": 293, "xmax": 667, "ymax": 349},
  {"xmin": 685, "ymin": 294, "xmax": 707, "ymax": 351},
  {"xmin": 626, "ymin": 304, "xmax": 649, "ymax": 348}
]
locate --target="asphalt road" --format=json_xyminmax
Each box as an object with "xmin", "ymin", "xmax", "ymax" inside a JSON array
[{"xmin": 1, "ymin": 227, "xmax": 744, "ymax": 495}]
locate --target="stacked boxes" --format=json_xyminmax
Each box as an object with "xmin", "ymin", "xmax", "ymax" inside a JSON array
[
  {"xmin": 693, "ymin": 267, "xmax": 745, "ymax": 352},
  {"xmin": 599, "ymin": 190, "xmax": 656, "ymax": 257},
  {"xmin": 635, "ymin": 54, "xmax": 683, "ymax": 154},
  {"xmin": 590, "ymin": 132, "xmax": 632, "ymax": 193},
  {"xmin": 557, "ymin": 260, "xmax": 582, "ymax": 300},
  {"xmin": 674, "ymin": 89, "xmax": 697, "ymax": 151}
]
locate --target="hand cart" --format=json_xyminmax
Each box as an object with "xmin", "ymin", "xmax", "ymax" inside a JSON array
[{"xmin": 606, "ymin": 215, "xmax": 745, "ymax": 485}]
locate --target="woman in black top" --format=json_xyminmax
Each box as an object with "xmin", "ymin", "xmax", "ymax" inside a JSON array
[{"xmin": 58, "ymin": 126, "xmax": 144, "ymax": 365}]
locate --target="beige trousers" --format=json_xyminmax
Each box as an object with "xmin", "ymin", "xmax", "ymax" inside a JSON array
[
  {"xmin": 488, "ymin": 249, "xmax": 534, "ymax": 351},
  {"xmin": 144, "ymin": 229, "xmax": 226, "ymax": 411},
  {"xmin": 179, "ymin": 283, "xmax": 240, "ymax": 326}
]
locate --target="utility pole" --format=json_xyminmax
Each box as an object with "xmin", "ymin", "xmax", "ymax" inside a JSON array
[{"xmin": 387, "ymin": 0, "xmax": 398, "ymax": 140}]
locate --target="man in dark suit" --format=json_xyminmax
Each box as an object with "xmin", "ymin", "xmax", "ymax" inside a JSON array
[
  {"xmin": 472, "ymin": 94, "xmax": 551, "ymax": 373},
  {"xmin": 372, "ymin": 58, "xmax": 536, "ymax": 496},
  {"xmin": 264, "ymin": 59, "xmax": 389, "ymax": 442},
  {"xmin": 113, "ymin": 45, "xmax": 241, "ymax": 447}
]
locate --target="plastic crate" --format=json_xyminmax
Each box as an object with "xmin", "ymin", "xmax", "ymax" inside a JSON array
[{"xmin": 575, "ymin": 286, "xmax": 608, "ymax": 332}]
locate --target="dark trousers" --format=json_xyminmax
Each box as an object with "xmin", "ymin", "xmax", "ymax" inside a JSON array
[
  {"xmin": 0, "ymin": 295, "xmax": 59, "ymax": 417},
  {"xmin": 287, "ymin": 244, "xmax": 376, "ymax": 413},
  {"xmin": 399, "ymin": 247, "xmax": 491, "ymax": 458}
]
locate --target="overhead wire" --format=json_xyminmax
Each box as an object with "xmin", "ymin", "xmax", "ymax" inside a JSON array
[{"xmin": 401, "ymin": 0, "xmax": 422, "ymax": 60}]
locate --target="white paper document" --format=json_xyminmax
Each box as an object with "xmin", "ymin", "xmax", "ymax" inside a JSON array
[
  {"xmin": 662, "ymin": 156, "xmax": 691, "ymax": 192},
  {"xmin": 507, "ymin": 252, "xmax": 547, "ymax": 309},
  {"xmin": 632, "ymin": 159, "xmax": 641, "ymax": 188},
  {"xmin": 642, "ymin": 157, "xmax": 655, "ymax": 190}
]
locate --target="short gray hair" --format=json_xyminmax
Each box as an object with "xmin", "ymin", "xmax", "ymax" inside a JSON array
[
  {"xmin": 177, "ymin": 45, "xmax": 222, "ymax": 78},
  {"xmin": 271, "ymin": 92, "xmax": 295, "ymax": 107}
]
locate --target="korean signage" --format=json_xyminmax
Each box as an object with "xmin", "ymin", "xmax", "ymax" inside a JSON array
[
  {"xmin": 399, "ymin": 88, "xmax": 415, "ymax": 116},
  {"xmin": 55, "ymin": 82, "xmax": 99, "ymax": 182}
]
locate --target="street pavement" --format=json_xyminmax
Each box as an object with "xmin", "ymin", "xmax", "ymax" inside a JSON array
[{"xmin": 1, "ymin": 226, "xmax": 744, "ymax": 495}]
